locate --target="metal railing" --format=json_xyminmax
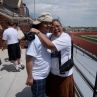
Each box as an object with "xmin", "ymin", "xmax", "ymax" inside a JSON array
[
  {"xmin": 74, "ymin": 44, "xmax": 97, "ymax": 97},
  {"xmin": 0, "ymin": 3, "xmax": 32, "ymax": 18},
  {"xmin": 93, "ymin": 72, "xmax": 97, "ymax": 97}
]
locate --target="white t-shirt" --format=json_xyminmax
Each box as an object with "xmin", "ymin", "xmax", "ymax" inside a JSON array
[
  {"xmin": 2, "ymin": 28, "xmax": 18, "ymax": 44},
  {"xmin": 49, "ymin": 32, "xmax": 73, "ymax": 77},
  {"xmin": 26, "ymin": 35, "xmax": 51, "ymax": 80}
]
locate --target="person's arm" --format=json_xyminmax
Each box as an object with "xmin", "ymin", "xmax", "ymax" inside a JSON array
[
  {"xmin": 30, "ymin": 28, "xmax": 57, "ymax": 51},
  {"xmin": 0, "ymin": 25, "xmax": 3, "ymax": 30},
  {"xmin": 26, "ymin": 55, "xmax": 34, "ymax": 86},
  {"xmin": 1, "ymin": 40, "xmax": 6, "ymax": 51}
]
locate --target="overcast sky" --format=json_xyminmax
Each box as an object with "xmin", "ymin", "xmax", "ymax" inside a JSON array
[{"xmin": 23, "ymin": 0, "xmax": 97, "ymax": 27}]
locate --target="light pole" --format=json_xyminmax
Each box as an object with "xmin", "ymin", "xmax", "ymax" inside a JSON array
[{"xmin": 34, "ymin": 0, "xmax": 35, "ymax": 20}]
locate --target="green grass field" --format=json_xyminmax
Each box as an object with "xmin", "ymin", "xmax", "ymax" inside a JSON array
[{"xmin": 76, "ymin": 35, "xmax": 97, "ymax": 44}]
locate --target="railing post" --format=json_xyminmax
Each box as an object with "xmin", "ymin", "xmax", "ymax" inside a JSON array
[{"xmin": 93, "ymin": 72, "xmax": 97, "ymax": 97}]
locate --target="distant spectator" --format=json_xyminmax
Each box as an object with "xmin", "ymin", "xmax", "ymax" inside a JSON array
[
  {"xmin": 2, "ymin": 19, "xmax": 23, "ymax": 72},
  {"xmin": 13, "ymin": 21, "xmax": 25, "ymax": 70},
  {"xmin": 14, "ymin": 21, "xmax": 22, "ymax": 53}
]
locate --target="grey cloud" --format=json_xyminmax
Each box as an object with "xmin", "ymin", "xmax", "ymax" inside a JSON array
[{"xmin": 23, "ymin": 0, "xmax": 97, "ymax": 27}]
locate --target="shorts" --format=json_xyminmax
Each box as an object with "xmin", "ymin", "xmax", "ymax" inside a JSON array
[
  {"xmin": 8, "ymin": 43, "xmax": 21, "ymax": 61},
  {"xmin": 31, "ymin": 79, "xmax": 46, "ymax": 97}
]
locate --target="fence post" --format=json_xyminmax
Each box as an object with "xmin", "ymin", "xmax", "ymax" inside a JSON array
[{"xmin": 93, "ymin": 72, "xmax": 97, "ymax": 97}]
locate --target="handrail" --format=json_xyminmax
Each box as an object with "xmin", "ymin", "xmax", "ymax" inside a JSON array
[
  {"xmin": 74, "ymin": 44, "xmax": 97, "ymax": 61},
  {"xmin": 93, "ymin": 72, "xmax": 97, "ymax": 97},
  {"xmin": 74, "ymin": 63, "xmax": 94, "ymax": 91},
  {"xmin": 74, "ymin": 45, "xmax": 97, "ymax": 97},
  {"xmin": 0, "ymin": 3, "xmax": 31, "ymax": 18},
  {"xmin": 0, "ymin": 8, "xmax": 14, "ymax": 17},
  {"xmin": 3, "ymin": 3, "xmax": 18, "ymax": 13},
  {"xmin": 74, "ymin": 81, "xmax": 84, "ymax": 97}
]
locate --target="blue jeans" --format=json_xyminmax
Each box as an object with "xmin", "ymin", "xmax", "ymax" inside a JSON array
[{"xmin": 31, "ymin": 78, "xmax": 46, "ymax": 97}]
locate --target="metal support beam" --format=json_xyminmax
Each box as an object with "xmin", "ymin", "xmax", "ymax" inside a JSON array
[{"xmin": 93, "ymin": 72, "xmax": 97, "ymax": 97}]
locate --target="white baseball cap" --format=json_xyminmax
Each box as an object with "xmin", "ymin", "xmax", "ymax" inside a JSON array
[{"xmin": 33, "ymin": 12, "xmax": 53, "ymax": 25}]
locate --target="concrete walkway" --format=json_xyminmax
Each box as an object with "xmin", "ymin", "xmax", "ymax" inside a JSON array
[{"xmin": 0, "ymin": 49, "xmax": 32, "ymax": 97}]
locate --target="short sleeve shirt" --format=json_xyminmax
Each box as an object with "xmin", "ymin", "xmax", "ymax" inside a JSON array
[
  {"xmin": 26, "ymin": 35, "xmax": 51, "ymax": 79},
  {"xmin": 2, "ymin": 28, "xmax": 18, "ymax": 44},
  {"xmin": 50, "ymin": 32, "xmax": 73, "ymax": 77}
]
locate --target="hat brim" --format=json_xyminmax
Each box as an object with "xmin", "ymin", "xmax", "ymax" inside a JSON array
[{"xmin": 33, "ymin": 20, "xmax": 41, "ymax": 25}]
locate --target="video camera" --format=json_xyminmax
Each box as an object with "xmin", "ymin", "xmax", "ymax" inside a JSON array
[
  {"xmin": 24, "ymin": 32, "xmax": 35, "ymax": 48},
  {"xmin": 24, "ymin": 24, "xmax": 39, "ymax": 48}
]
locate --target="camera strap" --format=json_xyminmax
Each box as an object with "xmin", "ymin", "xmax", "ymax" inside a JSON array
[
  {"xmin": 49, "ymin": 34, "xmax": 73, "ymax": 69},
  {"xmin": 58, "ymin": 40, "xmax": 73, "ymax": 69}
]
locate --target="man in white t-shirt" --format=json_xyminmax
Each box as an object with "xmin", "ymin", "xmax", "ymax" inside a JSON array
[
  {"xmin": 26, "ymin": 12, "xmax": 53, "ymax": 97},
  {"xmin": 2, "ymin": 19, "xmax": 21, "ymax": 72}
]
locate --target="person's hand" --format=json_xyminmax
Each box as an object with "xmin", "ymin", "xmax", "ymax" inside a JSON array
[
  {"xmin": 26, "ymin": 77, "xmax": 33, "ymax": 86},
  {"xmin": 30, "ymin": 28, "xmax": 40, "ymax": 34},
  {"xmin": 1, "ymin": 47, "xmax": 5, "ymax": 51}
]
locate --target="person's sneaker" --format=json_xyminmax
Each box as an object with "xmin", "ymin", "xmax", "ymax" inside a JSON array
[
  {"xmin": 20, "ymin": 65, "xmax": 25, "ymax": 70},
  {"xmin": 4, "ymin": 58, "xmax": 9, "ymax": 62},
  {"xmin": 12, "ymin": 68, "xmax": 20, "ymax": 72}
]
